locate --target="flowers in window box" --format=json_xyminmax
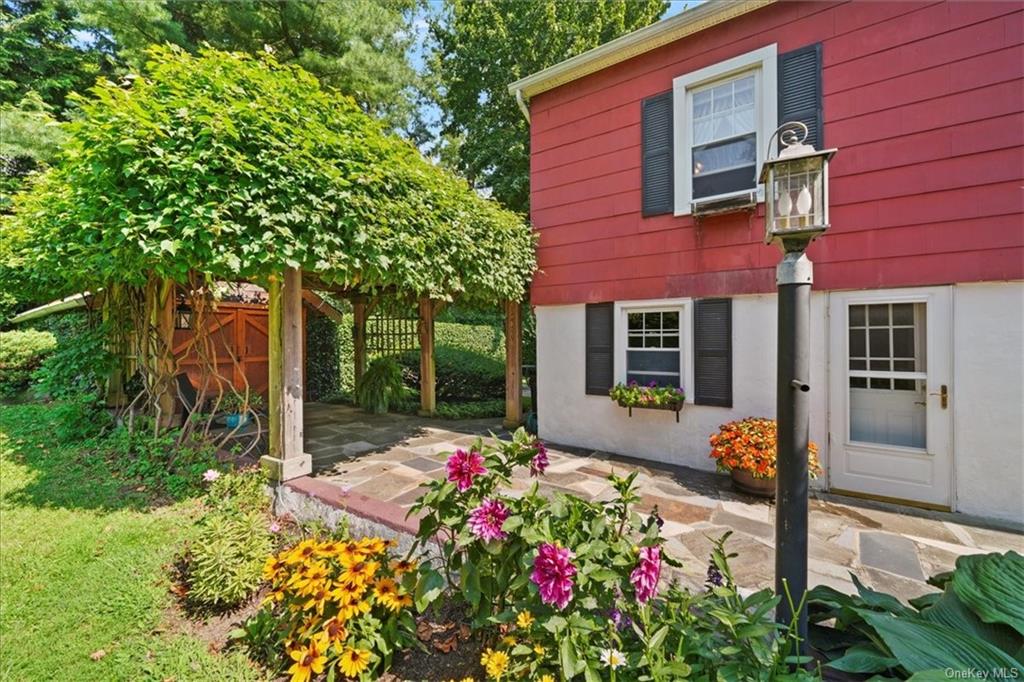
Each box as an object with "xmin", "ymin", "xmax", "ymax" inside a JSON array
[
  {"xmin": 609, "ymin": 381, "xmax": 686, "ymax": 409},
  {"xmin": 708, "ymin": 417, "xmax": 821, "ymax": 479}
]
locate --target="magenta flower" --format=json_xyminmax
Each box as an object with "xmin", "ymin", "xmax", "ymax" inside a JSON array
[
  {"xmin": 630, "ymin": 545, "xmax": 662, "ymax": 603},
  {"xmin": 530, "ymin": 543, "xmax": 577, "ymax": 610},
  {"xmin": 446, "ymin": 448, "xmax": 487, "ymax": 492},
  {"xmin": 468, "ymin": 498, "xmax": 510, "ymax": 542},
  {"xmin": 530, "ymin": 440, "xmax": 549, "ymax": 477}
]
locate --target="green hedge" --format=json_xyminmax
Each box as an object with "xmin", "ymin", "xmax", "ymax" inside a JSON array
[
  {"xmin": 435, "ymin": 321, "xmax": 504, "ymax": 361},
  {"xmin": 0, "ymin": 329, "xmax": 57, "ymax": 397},
  {"xmin": 396, "ymin": 345, "xmax": 505, "ymax": 402}
]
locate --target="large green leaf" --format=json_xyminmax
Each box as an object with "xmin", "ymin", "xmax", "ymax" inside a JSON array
[
  {"xmin": 827, "ymin": 643, "xmax": 898, "ymax": 673},
  {"xmin": 921, "ymin": 585, "xmax": 1022, "ymax": 657},
  {"xmin": 861, "ymin": 610, "xmax": 1022, "ymax": 673},
  {"xmin": 952, "ymin": 551, "xmax": 1024, "ymax": 636}
]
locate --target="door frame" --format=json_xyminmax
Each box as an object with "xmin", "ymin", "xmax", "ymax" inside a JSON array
[{"xmin": 827, "ymin": 286, "xmax": 954, "ymax": 510}]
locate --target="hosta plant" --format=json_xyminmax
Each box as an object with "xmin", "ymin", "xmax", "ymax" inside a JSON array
[
  {"xmin": 808, "ymin": 550, "xmax": 1024, "ymax": 679},
  {"xmin": 709, "ymin": 417, "xmax": 821, "ymax": 479},
  {"xmin": 409, "ymin": 429, "xmax": 820, "ymax": 681}
]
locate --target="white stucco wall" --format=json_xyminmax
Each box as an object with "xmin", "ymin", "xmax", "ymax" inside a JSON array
[
  {"xmin": 951, "ymin": 282, "xmax": 1024, "ymax": 523},
  {"xmin": 535, "ymin": 293, "xmax": 829, "ymax": 482},
  {"xmin": 536, "ymin": 282, "xmax": 1024, "ymax": 523}
]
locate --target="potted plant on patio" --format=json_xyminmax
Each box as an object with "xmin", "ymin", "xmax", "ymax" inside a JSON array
[
  {"xmin": 709, "ymin": 417, "xmax": 821, "ymax": 497},
  {"xmin": 609, "ymin": 380, "xmax": 686, "ymax": 421},
  {"xmin": 219, "ymin": 393, "xmax": 263, "ymax": 428},
  {"xmin": 355, "ymin": 357, "xmax": 404, "ymax": 414}
]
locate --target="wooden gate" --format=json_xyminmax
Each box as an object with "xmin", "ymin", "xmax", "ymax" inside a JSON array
[{"xmin": 172, "ymin": 302, "xmax": 273, "ymax": 398}]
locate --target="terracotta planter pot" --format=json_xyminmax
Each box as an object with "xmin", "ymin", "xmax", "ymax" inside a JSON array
[{"xmin": 730, "ymin": 469, "xmax": 776, "ymax": 498}]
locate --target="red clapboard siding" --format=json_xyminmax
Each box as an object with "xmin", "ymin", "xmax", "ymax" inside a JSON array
[{"xmin": 528, "ymin": 0, "xmax": 1024, "ymax": 307}]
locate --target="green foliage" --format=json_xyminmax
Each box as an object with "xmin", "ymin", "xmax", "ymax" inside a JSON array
[
  {"xmin": 808, "ymin": 551, "xmax": 1024, "ymax": 678},
  {"xmin": 187, "ymin": 509, "xmax": 274, "ymax": 608},
  {"xmin": 609, "ymin": 381, "xmax": 686, "ymax": 408},
  {"xmin": 0, "ymin": 0, "xmax": 109, "ymax": 114},
  {"xmin": 398, "ymin": 345, "xmax": 505, "ymax": 402},
  {"xmin": 432, "ymin": 399, "xmax": 506, "ymax": 420},
  {"xmin": 50, "ymin": 391, "xmax": 110, "ymax": 441},
  {"xmin": 7, "ymin": 46, "xmax": 535, "ymax": 306},
  {"xmin": 75, "ymin": 0, "xmax": 420, "ymax": 131},
  {"xmin": 0, "ymin": 328, "xmax": 57, "ymax": 396},
  {"xmin": 355, "ymin": 356, "xmax": 404, "ymax": 414},
  {"xmin": 305, "ymin": 310, "xmax": 344, "ymax": 401},
  {"xmin": 103, "ymin": 424, "xmax": 223, "ymax": 499},
  {"xmin": 410, "ymin": 431, "xmax": 820, "ymax": 680},
  {"xmin": 205, "ymin": 467, "xmax": 269, "ymax": 516},
  {"xmin": 435, "ymin": 320, "xmax": 504, "ymax": 360},
  {"xmin": 32, "ymin": 320, "xmax": 114, "ymax": 400},
  {"xmin": 428, "ymin": 0, "xmax": 667, "ymax": 213},
  {"xmin": 0, "ymin": 403, "xmax": 261, "ymax": 680}
]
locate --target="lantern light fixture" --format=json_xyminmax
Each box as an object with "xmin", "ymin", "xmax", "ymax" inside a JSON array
[{"xmin": 759, "ymin": 122, "xmax": 837, "ymax": 253}]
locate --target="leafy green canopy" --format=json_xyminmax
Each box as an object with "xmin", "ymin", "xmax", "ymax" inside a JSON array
[
  {"xmin": 8, "ymin": 46, "xmax": 535, "ymax": 304},
  {"xmin": 429, "ymin": 0, "xmax": 668, "ymax": 213}
]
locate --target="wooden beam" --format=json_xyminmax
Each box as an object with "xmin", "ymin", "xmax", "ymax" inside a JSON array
[
  {"xmin": 353, "ymin": 301, "xmax": 367, "ymax": 384},
  {"xmin": 302, "ymin": 290, "xmax": 345, "ymax": 326},
  {"xmin": 262, "ymin": 268, "xmax": 312, "ymax": 482},
  {"xmin": 503, "ymin": 300, "xmax": 523, "ymax": 429},
  {"xmin": 418, "ymin": 297, "xmax": 436, "ymax": 416}
]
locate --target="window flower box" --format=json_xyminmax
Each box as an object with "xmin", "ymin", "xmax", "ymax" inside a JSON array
[{"xmin": 609, "ymin": 382, "xmax": 686, "ymax": 422}]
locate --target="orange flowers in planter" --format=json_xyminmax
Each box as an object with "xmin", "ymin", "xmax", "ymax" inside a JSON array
[{"xmin": 709, "ymin": 417, "xmax": 821, "ymax": 479}]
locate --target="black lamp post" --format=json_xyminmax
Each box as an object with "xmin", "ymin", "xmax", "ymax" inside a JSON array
[{"xmin": 758, "ymin": 122, "xmax": 836, "ymax": 649}]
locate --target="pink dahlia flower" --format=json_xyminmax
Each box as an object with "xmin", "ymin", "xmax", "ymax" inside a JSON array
[
  {"xmin": 630, "ymin": 545, "xmax": 662, "ymax": 603},
  {"xmin": 468, "ymin": 498, "xmax": 510, "ymax": 542},
  {"xmin": 202, "ymin": 469, "xmax": 221, "ymax": 482},
  {"xmin": 529, "ymin": 440, "xmax": 549, "ymax": 477},
  {"xmin": 530, "ymin": 543, "xmax": 577, "ymax": 610},
  {"xmin": 446, "ymin": 448, "xmax": 487, "ymax": 492}
]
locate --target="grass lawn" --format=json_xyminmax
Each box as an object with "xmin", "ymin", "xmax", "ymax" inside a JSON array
[{"xmin": 0, "ymin": 403, "xmax": 264, "ymax": 681}]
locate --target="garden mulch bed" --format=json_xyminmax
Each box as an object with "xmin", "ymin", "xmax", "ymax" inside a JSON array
[{"xmin": 383, "ymin": 601, "xmax": 487, "ymax": 682}]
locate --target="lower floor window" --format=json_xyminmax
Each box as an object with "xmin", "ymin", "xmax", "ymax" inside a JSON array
[{"xmin": 626, "ymin": 309, "xmax": 681, "ymax": 387}]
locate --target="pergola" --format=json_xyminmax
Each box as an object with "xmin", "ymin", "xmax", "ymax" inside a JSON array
[
  {"xmin": 259, "ymin": 271, "xmax": 525, "ymax": 481},
  {"xmin": 5, "ymin": 46, "xmax": 536, "ymax": 483}
]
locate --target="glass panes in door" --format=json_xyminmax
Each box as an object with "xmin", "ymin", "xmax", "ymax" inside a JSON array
[{"xmin": 848, "ymin": 303, "xmax": 927, "ymax": 448}]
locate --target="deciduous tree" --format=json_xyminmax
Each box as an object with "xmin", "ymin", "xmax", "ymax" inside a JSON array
[{"xmin": 428, "ymin": 0, "xmax": 667, "ymax": 214}]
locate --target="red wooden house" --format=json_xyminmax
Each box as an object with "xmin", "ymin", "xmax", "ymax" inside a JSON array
[{"xmin": 510, "ymin": 0, "xmax": 1023, "ymax": 522}]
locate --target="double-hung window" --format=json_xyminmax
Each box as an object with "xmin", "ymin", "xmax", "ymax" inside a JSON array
[
  {"xmin": 673, "ymin": 44, "xmax": 777, "ymax": 215},
  {"xmin": 626, "ymin": 309, "xmax": 681, "ymax": 388}
]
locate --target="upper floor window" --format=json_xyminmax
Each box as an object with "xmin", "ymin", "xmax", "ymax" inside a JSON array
[{"xmin": 673, "ymin": 44, "xmax": 777, "ymax": 215}]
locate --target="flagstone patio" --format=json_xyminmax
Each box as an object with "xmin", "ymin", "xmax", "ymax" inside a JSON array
[{"xmin": 291, "ymin": 403, "xmax": 1023, "ymax": 598}]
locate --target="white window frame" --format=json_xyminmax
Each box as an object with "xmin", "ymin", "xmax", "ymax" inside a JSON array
[
  {"xmin": 672, "ymin": 44, "xmax": 778, "ymax": 216},
  {"xmin": 614, "ymin": 298, "xmax": 693, "ymax": 391}
]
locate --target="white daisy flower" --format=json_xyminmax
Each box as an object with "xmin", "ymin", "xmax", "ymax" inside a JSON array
[{"xmin": 600, "ymin": 648, "xmax": 626, "ymax": 669}]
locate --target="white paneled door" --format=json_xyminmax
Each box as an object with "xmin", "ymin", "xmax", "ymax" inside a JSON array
[{"xmin": 828, "ymin": 287, "xmax": 953, "ymax": 508}]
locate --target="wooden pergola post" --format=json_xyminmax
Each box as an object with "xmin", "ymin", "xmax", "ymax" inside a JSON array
[
  {"xmin": 503, "ymin": 300, "xmax": 523, "ymax": 429},
  {"xmin": 353, "ymin": 300, "xmax": 368, "ymax": 385},
  {"xmin": 262, "ymin": 267, "xmax": 312, "ymax": 482},
  {"xmin": 418, "ymin": 297, "xmax": 436, "ymax": 416}
]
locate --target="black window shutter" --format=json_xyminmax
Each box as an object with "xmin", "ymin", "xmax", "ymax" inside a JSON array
[
  {"xmin": 641, "ymin": 91, "xmax": 673, "ymax": 216},
  {"xmin": 778, "ymin": 43, "xmax": 823, "ymax": 150},
  {"xmin": 693, "ymin": 299, "xmax": 732, "ymax": 407},
  {"xmin": 585, "ymin": 303, "xmax": 614, "ymax": 395}
]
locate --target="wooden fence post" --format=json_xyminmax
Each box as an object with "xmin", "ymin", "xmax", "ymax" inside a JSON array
[
  {"xmin": 504, "ymin": 300, "xmax": 522, "ymax": 429},
  {"xmin": 155, "ymin": 278, "xmax": 177, "ymax": 429},
  {"xmin": 418, "ymin": 297, "xmax": 436, "ymax": 416},
  {"xmin": 262, "ymin": 268, "xmax": 312, "ymax": 482}
]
